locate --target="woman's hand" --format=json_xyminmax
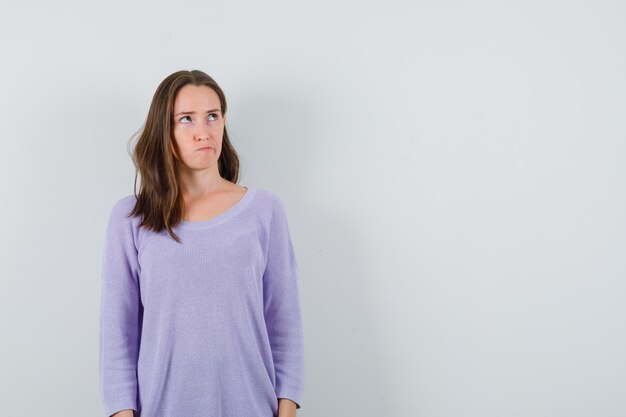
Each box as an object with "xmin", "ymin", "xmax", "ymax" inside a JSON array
[
  {"xmin": 277, "ymin": 398, "xmax": 297, "ymax": 417},
  {"xmin": 111, "ymin": 409, "xmax": 134, "ymax": 417}
]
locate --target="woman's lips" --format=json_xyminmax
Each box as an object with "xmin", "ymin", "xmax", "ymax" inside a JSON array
[{"xmin": 198, "ymin": 147, "xmax": 213, "ymax": 151}]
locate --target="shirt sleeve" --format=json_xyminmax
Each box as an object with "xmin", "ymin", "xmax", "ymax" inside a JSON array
[
  {"xmin": 99, "ymin": 198, "xmax": 142, "ymax": 417},
  {"xmin": 262, "ymin": 195, "xmax": 305, "ymax": 409}
]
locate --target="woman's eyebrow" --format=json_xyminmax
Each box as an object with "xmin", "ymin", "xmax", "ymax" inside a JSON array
[{"xmin": 175, "ymin": 109, "xmax": 221, "ymax": 116}]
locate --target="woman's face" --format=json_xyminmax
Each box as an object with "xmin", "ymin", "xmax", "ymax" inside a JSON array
[{"xmin": 171, "ymin": 84, "xmax": 226, "ymax": 172}]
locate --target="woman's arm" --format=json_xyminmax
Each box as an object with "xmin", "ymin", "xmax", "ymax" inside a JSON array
[
  {"xmin": 263, "ymin": 196, "xmax": 305, "ymax": 409},
  {"xmin": 100, "ymin": 197, "xmax": 142, "ymax": 416}
]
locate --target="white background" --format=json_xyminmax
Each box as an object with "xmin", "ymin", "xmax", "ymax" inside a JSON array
[{"xmin": 1, "ymin": 1, "xmax": 625, "ymax": 416}]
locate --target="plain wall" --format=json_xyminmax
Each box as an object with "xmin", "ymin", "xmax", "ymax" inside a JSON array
[{"xmin": 0, "ymin": 0, "xmax": 624, "ymax": 416}]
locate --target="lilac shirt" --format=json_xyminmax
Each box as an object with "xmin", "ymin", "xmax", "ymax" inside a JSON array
[{"xmin": 99, "ymin": 187, "xmax": 305, "ymax": 417}]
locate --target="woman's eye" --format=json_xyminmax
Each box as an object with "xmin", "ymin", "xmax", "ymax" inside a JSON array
[
  {"xmin": 208, "ymin": 113, "xmax": 218, "ymax": 121},
  {"xmin": 180, "ymin": 116, "xmax": 191, "ymax": 123}
]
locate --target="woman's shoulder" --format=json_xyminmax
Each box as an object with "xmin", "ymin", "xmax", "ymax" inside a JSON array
[
  {"xmin": 106, "ymin": 193, "xmax": 139, "ymax": 224},
  {"xmin": 111, "ymin": 193, "xmax": 137, "ymax": 212},
  {"xmin": 105, "ymin": 188, "xmax": 288, "ymax": 225},
  {"xmin": 250, "ymin": 187, "xmax": 288, "ymax": 211},
  {"xmin": 249, "ymin": 188, "xmax": 294, "ymax": 228}
]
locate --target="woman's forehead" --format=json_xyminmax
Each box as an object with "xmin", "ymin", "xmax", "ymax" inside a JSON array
[{"xmin": 174, "ymin": 85, "xmax": 221, "ymax": 111}]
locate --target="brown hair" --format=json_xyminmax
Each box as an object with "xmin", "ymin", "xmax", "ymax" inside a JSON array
[{"xmin": 128, "ymin": 69, "xmax": 240, "ymax": 243}]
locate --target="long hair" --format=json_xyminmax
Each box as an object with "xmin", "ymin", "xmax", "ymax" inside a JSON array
[{"xmin": 128, "ymin": 69, "xmax": 240, "ymax": 243}]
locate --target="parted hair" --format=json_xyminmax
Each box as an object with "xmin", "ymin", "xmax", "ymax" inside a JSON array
[{"xmin": 128, "ymin": 69, "xmax": 240, "ymax": 243}]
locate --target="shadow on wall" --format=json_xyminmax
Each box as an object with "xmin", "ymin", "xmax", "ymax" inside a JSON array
[{"xmin": 232, "ymin": 85, "xmax": 391, "ymax": 415}]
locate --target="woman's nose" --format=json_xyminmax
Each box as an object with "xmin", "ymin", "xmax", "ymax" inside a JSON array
[{"xmin": 195, "ymin": 127, "xmax": 210, "ymax": 141}]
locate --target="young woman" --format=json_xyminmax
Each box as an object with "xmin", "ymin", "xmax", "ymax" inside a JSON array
[{"xmin": 99, "ymin": 70, "xmax": 304, "ymax": 417}]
